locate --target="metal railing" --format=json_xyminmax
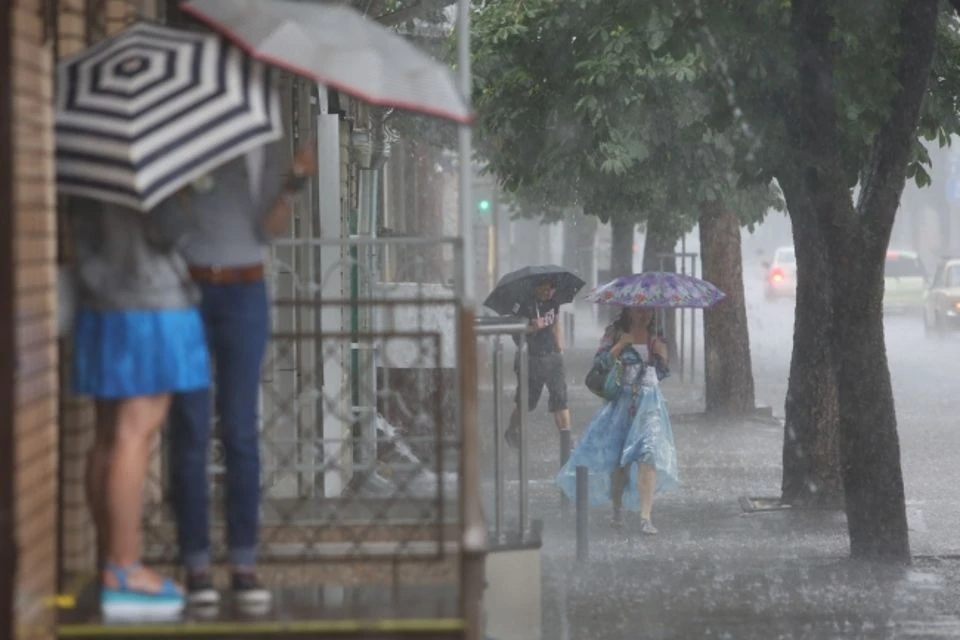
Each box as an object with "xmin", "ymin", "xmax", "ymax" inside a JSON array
[
  {"xmin": 475, "ymin": 316, "xmax": 530, "ymax": 543},
  {"xmin": 136, "ymin": 236, "xmax": 473, "ymax": 593},
  {"xmin": 658, "ymin": 250, "xmax": 701, "ymax": 383}
]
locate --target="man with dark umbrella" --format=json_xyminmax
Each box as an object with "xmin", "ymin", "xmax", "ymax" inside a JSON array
[{"xmin": 504, "ymin": 276, "xmax": 571, "ymax": 448}]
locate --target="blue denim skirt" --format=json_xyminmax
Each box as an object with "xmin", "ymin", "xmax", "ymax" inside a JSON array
[{"xmin": 72, "ymin": 307, "xmax": 211, "ymax": 399}]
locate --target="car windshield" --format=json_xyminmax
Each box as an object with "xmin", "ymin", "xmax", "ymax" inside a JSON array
[
  {"xmin": 885, "ymin": 255, "xmax": 925, "ymax": 278},
  {"xmin": 946, "ymin": 264, "xmax": 960, "ymax": 287},
  {"xmin": 775, "ymin": 249, "xmax": 795, "ymax": 264}
]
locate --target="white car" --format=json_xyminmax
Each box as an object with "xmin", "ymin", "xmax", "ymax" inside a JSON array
[{"xmin": 763, "ymin": 246, "xmax": 797, "ymax": 300}]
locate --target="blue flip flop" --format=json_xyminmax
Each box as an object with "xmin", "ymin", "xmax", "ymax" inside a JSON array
[{"xmin": 101, "ymin": 563, "xmax": 184, "ymax": 620}]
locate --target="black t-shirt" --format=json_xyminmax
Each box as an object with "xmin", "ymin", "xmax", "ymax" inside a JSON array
[{"xmin": 512, "ymin": 297, "xmax": 560, "ymax": 355}]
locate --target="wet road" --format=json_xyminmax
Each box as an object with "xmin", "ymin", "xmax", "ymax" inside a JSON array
[
  {"xmin": 744, "ymin": 270, "xmax": 960, "ymax": 556},
  {"xmin": 481, "ymin": 265, "xmax": 960, "ymax": 639}
]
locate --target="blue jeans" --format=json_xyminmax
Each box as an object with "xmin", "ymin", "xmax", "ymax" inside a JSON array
[{"xmin": 169, "ymin": 280, "xmax": 269, "ymax": 570}]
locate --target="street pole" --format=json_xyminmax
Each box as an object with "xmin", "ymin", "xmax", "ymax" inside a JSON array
[{"xmin": 456, "ymin": 2, "xmax": 486, "ymax": 640}]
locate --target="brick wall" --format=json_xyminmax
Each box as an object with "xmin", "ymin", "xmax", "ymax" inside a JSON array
[
  {"xmin": 9, "ymin": 1, "xmax": 59, "ymax": 638},
  {"xmin": 56, "ymin": 0, "xmax": 158, "ymax": 581}
]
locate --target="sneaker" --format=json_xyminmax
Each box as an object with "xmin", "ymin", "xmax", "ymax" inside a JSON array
[
  {"xmin": 232, "ymin": 572, "xmax": 272, "ymax": 607},
  {"xmin": 185, "ymin": 571, "xmax": 220, "ymax": 606},
  {"xmin": 639, "ymin": 518, "xmax": 658, "ymax": 536}
]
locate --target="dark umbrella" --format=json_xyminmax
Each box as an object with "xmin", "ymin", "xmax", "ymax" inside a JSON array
[{"xmin": 483, "ymin": 265, "xmax": 586, "ymax": 316}]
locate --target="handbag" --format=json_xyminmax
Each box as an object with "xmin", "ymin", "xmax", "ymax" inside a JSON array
[
  {"xmin": 584, "ymin": 358, "xmax": 609, "ymax": 397},
  {"xmin": 585, "ymin": 354, "xmax": 623, "ymax": 401}
]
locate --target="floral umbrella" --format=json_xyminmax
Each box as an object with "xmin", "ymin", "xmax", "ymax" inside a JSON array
[{"xmin": 584, "ymin": 272, "xmax": 726, "ymax": 309}]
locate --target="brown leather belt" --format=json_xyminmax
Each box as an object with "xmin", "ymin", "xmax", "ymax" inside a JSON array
[{"xmin": 188, "ymin": 263, "xmax": 265, "ymax": 285}]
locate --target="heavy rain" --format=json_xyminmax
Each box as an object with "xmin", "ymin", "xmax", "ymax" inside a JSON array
[{"xmin": 4, "ymin": 1, "xmax": 960, "ymax": 639}]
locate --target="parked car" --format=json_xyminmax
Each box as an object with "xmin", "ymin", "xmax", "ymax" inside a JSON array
[
  {"xmin": 763, "ymin": 246, "xmax": 796, "ymax": 300},
  {"xmin": 923, "ymin": 257, "xmax": 960, "ymax": 336},
  {"xmin": 883, "ymin": 250, "xmax": 927, "ymax": 313}
]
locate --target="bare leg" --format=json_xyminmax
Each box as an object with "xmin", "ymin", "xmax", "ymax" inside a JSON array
[
  {"xmin": 102, "ymin": 393, "xmax": 179, "ymax": 592},
  {"xmin": 554, "ymin": 408, "xmax": 571, "ymax": 432},
  {"xmin": 638, "ymin": 462, "xmax": 657, "ymax": 533},
  {"xmin": 87, "ymin": 401, "xmax": 117, "ymax": 568}
]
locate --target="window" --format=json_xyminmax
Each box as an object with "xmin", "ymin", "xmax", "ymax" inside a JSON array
[
  {"xmin": 884, "ymin": 255, "xmax": 925, "ymax": 278},
  {"xmin": 774, "ymin": 248, "xmax": 795, "ymax": 265},
  {"xmin": 945, "ymin": 264, "xmax": 960, "ymax": 288}
]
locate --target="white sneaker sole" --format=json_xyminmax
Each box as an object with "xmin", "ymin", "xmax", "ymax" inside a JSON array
[
  {"xmin": 235, "ymin": 590, "xmax": 272, "ymax": 606},
  {"xmin": 187, "ymin": 589, "xmax": 221, "ymax": 607}
]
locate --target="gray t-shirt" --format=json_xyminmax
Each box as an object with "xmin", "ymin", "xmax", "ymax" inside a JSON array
[
  {"xmin": 71, "ymin": 199, "xmax": 199, "ymax": 311},
  {"xmin": 153, "ymin": 141, "xmax": 290, "ymax": 268}
]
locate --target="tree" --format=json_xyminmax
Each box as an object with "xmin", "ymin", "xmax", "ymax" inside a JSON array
[
  {"xmin": 689, "ymin": 0, "xmax": 960, "ymax": 559},
  {"xmin": 471, "ymin": 0, "xmax": 779, "ymax": 414},
  {"xmin": 699, "ymin": 201, "xmax": 754, "ymax": 415}
]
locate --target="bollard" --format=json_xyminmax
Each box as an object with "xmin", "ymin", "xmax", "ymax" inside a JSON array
[
  {"xmin": 562, "ymin": 310, "xmax": 576, "ymax": 349},
  {"xmin": 560, "ymin": 429, "xmax": 572, "ymax": 517},
  {"xmin": 492, "ymin": 339, "xmax": 504, "ymax": 539},
  {"xmin": 575, "ymin": 466, "xmax": 588, "ymax": 563},
  {"xmin": 518, "ymin": 339, "xmax": 529, "ymax": 533}
]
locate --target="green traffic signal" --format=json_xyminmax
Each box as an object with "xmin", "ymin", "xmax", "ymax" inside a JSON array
[{"xmin": 478, "ymin": 199, "xmax": 491, "ymax": 212}]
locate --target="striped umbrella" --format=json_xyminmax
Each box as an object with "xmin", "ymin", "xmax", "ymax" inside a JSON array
[{"xmin": 55, "ymin": 22, "xmax": 283, "ymax": 212}]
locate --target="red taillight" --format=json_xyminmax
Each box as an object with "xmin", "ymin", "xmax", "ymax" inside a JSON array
[
  {"xmin": 887, "ymin": 251, "xmax": 899, "ymax": 259},
  {"xmin": 769, "ymin": 267, "xmax": 784, "ymax": 282}
]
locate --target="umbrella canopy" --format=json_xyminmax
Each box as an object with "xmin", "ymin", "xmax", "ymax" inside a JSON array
[
  {"xmin": 180, "ymin": 0, "xmax": 473, "ymax": 124},
  {"xmin": 584, "ymin": 272, "xmax": 726, "ymax": 309},
  {"xmin": 55, "ymin": 21, "xmax": 282, "ymax": 212},
  {"xmin": 484, "ymin": 265, "xmax": 586, "ymax": 316}
]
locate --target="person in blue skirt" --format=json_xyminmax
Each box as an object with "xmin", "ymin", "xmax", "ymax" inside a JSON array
[
  {"xmin": 556, "ymin": 307, "xmax": 678, "ymax": 535},
  {"xmin": 71, "ymin": 198, "xmax": 210, "ymax": 619}
]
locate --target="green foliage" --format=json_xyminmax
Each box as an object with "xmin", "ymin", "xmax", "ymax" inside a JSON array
[
  {"xmin": 471, "ymin": 0, "xmax": 781, "ymax": 234},
  {"xmin": 689, "ymin": 0, "xmax": 960, "ymax": 192}
]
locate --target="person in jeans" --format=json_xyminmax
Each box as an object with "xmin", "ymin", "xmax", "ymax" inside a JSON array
[
  {"xmin": 71, "ymin": 199, "xmax": 210, "ymax": 619},
  {"xmin": 158, "ymin": 141, "xmax": 315, "ymax": 607},
  {"xmin": 504, "ymin": 277, "xmax": 571, "ymax": 448}
]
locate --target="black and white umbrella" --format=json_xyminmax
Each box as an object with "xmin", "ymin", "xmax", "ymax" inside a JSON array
[{"xmin": 55, "ymin": 21, "xmax": 283, "ymax": 212}]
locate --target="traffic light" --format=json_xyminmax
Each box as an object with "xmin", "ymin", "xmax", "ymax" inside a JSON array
[{"xmin": 477, "ymin": 198, "xmax": 491, "ymax": 213}]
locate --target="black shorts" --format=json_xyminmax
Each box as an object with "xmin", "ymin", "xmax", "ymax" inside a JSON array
[{"xmin": 514, "ymin": 351, "xmax": 568, "ymax": 413}]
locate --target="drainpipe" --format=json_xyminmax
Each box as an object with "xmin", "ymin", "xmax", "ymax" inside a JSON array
[{"xmin": 349, "ymin": 126, "xmax": 389, "ymax": 476}]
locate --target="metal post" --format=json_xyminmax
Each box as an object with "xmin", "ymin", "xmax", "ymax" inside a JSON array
[
  {"xmin": 679, "ymin": 238, "xmax": 687, "ymax": 383},
  {"xmin": 518, "ymin": 334, "xmax": 529, "ymax": 534},
  {"xmin": 575, "ymin": 466, "xmax": 588, "ymax": 562},
  {"xmin": 457, "ymin": 0, "xmax": 474, "ymax": 302},
  {"xmin": 560, "ymin": 429, "xmax": 572, "ymax": 516},
  {"xmin": 492, "ymin": 338, "xmax": 504, "ymax": 539},
  {"xmin": 690, "ymin": 257, "xmax": 698, "ymax": 383}
]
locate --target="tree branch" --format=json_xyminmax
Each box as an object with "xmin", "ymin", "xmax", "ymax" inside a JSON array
[
  {"xmin": 375, "ymin": 0, "xmax": 452, "ymax": 26},
  {"xmin": 951, "ymin": 0, "xmax": 960, "ymax": 19},
  {"xmin": 858, "ymin": 0, "xmax": 939, "ymax": 249}
]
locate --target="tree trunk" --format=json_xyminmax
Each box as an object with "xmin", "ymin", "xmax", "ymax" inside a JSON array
[
  {"xmin": 641, "ymin": 214, "xmax": 679, "ymax": 364},
  {"xmin": 777, "ymin": 178, "xmax": 843, "ymax": 509},
  {"xmin": 609, "ymin": 216, "xmax": 635, "ymax": 277},
  {"xmin": 783, "ymin": 0, "xmax": 937, "ymax": 562},
  {"xmin": 698, "ymin": 201, "xmax": 755, "ymax": 415},
  {"xmin": 602, "ymin": 217, "xmax": 636, "ymax": 328},
  {"xmin": 831, "ymin": 239, "xmax": 909, "ymax": 560}
]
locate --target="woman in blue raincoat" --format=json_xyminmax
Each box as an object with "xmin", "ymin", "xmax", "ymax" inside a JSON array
[{"xmin": 556, "ymin": 307, "xmax": 678, "ymax": 534}]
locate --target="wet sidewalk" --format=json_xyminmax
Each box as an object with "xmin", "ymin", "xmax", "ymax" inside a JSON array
[{"xmin": 483, "ymin": 357, "xmax": 960, "ymax": 640}]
